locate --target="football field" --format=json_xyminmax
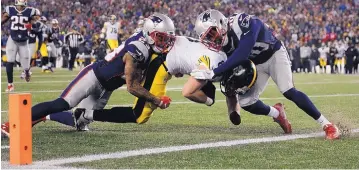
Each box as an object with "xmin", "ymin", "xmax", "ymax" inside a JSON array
[{"xmin": 1, "ymin": 68, "xmax": 359, "ymax": 169}]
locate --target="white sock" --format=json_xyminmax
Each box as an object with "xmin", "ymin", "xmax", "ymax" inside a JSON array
[
  {"xmin": 45, "ymin": 115, "xmax": 50, "ymax": 120},
  {"xmin": 84, "ymin": 110, "xmax": 94, "ymax": 121},
  {"xmin": 316, "ymin": 115, "xmax": 331, "ymax": 128},
  {"xmin": 268, "ymin": 106, "xmax": 279, "ymax": 118}
]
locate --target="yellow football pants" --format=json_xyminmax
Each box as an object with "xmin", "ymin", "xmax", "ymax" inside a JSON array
[
  {"xmin": 107, "ymin": 39, "xmax": 119, "ymax": 51},
  {"xmin": 132, "ymin": 54, "xmax": 171, "ymax": 124}
]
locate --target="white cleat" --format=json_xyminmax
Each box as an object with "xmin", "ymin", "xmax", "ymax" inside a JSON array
[{"xmin": 5, "ymin": 84, "xmax": 14, "ymax": 92}]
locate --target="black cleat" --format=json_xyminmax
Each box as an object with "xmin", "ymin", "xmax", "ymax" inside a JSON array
[{"xmin": 73, "ymin": 108, "xmax": 90, "ymax": 131}]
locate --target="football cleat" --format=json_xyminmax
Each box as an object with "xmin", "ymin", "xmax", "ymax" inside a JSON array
[
  {"xmin": 273, "ymin": 103, "xmax": 292, "ymax": 134},
  {"xmin": 1, "ymin": 122, "xmax": 10, "ymax": 138},
  {"xmin": 229, "ymin": 111, "xmax": 241, "ymax": 125},
  {"xmin": 20, "ymin": 69, "xmax": 31, "ymax": 82},
  {"xmin": 73, "ymin": 108, "xmax": 91, "ymax": 131},
  {"xmin": 323, "ymin": 123, "xmax": 340, "ymax": 140},
  {"xmin": 5, "ymin": 84, "xmax": 14, "ymax": 92}
]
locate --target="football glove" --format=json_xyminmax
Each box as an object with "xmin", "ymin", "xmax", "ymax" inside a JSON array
[{"xmin": 158, "ymin": 96, "xmax": 171, "ymax": 109}]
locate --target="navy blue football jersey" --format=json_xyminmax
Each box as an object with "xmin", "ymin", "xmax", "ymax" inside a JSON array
[
  {"xmin": 47, "ymin": 27, "xmax": 60, "ymax": 43},
  {"xmin": 224, "ymin": 13, "xmax": 282, "ymax": 65},
  {"xmin": 4, "ymin": 6, "xmax": 37, "ymax": 42},
  {"xmin": 93, "ymin": 31, "xmax": 152, "ymax": 91},
  {"xmin": 28, "ymin": 21, "xmax": 44, "ymax": 44}
]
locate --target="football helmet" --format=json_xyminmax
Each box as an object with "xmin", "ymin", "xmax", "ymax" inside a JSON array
[
  {"xmin": 15, "ymin": 0, "xmax": 27, "ymax": 6},
  {"xmin": 220, "ymin": 60, "xmax": 257, "ymax": 96},
  {"xmin": 40, "ymin": 16, "xmax": 47, "ymax": 22},
  {"xmin": 110, "ymin": 15, "xmax": 117, "ymax": 24},
  {"xmin": 51, "ymin": 19, "xmax": 59, "ymax": 28},
  {"xmin": 195, "ymin": 9, "xmax": 228, "ymax": 51},
  {"xmin": 143, "ymin": 13, "xmax": 176, "ymax": 54}
]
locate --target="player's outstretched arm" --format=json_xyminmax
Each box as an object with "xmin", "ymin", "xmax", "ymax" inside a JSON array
[
  {"xmin": 182, "ymin": 76, "xmax": 213, "ymax": 106},
  {"xmin": 123, "ymin": 53, "xmax": 171, "ymax": 109},
  {"xmin": 226, "ymin": 95, "xmax": 240, "ymax": 114}
]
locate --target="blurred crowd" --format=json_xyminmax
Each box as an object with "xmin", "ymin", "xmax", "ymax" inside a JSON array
[{"xmin": 1, "ymin": 0, "xmax": 359, "ymax": 73}]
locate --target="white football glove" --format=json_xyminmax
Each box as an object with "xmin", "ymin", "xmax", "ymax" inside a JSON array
[{"xmin": 190, "ymin": 69, "xmax": 215, "ymax": 80}]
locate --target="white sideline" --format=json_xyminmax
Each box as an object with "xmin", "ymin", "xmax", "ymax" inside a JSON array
[
  {"xmin": 1, "ymin": 93, "xmax": 359, "ymax": 113},
  {"xmin": 1, "ymin": 129, "xmax": 359, "ymax": 169}
]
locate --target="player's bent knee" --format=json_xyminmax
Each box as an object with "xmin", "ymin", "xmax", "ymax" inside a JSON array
[
  {"xmin": 136, "ymin": 107, "xmax": 156, "ymax": 124},
  {"xmin": 283, "ymin": 87, "xmax": 297, "ymax": 100}
]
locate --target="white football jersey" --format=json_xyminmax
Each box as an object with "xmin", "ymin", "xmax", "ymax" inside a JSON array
[
  {"xmin": 104, "ymin": 22, "xmax": 120, "ymax": 40},
  {"xmin": 166, "ymin": 36, "xmax": 227, "ymax": 76}
]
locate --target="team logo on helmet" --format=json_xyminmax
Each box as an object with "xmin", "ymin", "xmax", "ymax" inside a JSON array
[
  {"xmin": 150, "ymin": 16, "xmax": 163, "ymax": 26},
  {"xmin": 202, "ymin": 12, "xmax": 211, "ymax": 22}
]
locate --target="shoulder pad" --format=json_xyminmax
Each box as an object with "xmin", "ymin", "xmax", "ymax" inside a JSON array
[
  {"xmin": 4, "ymin": 6, "xmax": 11, "ymax": 14},
  {"xmin": 126, "ymin": 41, "xmax": 150, "ymax": 63}
]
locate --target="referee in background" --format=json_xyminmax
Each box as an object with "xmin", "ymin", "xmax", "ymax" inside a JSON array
[{"xmin": 64, "ymin": 27, "xmax": 84, "ymax": 71}]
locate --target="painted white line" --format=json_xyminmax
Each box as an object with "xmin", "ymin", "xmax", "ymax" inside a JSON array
[
  {"xmin": 2, "ymin": 80, "xmax": 359, "ymax": 85},
  {"xmin": 1, "ymin": 145, "xmax": 9, "ymax": 149},
  {"xmin": 1, "ymin": 93, "xmax": 359, "ymax": 113},
  {"xmin": 1, "ymin": 80, "xmax": 71, "ymax": 84},
  {"xmin": 15, "ymin": 128, "xmax": 354, "ymax": 166}
]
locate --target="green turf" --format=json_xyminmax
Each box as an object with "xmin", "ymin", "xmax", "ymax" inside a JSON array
[{"xmin": 1, "ymin": 68, "xmax": 359, "ymax": 169}]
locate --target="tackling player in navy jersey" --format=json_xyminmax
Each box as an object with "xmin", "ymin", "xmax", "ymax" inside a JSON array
[
  {"xmin": 191, "ymin": 9, "xmax": 339, "ymax": 140},
  {"xmin": 1, "ymin": 0, "xmax": 39, "ymax": 91},
  {"xmin": 1, "ymin": 13, "xmax": 176, "ymax": 136}
]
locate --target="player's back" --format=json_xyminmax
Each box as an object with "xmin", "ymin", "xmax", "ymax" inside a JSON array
[
  {"xmin": 93, "ymin": 31, "xmax": 151, "ymax": 91},
  {"xmin": 166, "ymin": 36, "xmax": 227, "ymax": 75},
  {"xmin": 225, "ymin": 13, "xmax": 282, "ymax": 65},
  {"xmin": 5, "ymin": 5, "xmax": 37, "ymax": 42}
]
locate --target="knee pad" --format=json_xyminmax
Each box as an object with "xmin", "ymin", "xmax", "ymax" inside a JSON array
[{"xmin": 135, "ymin": 104, "xmax": 156, "ymax": 124}]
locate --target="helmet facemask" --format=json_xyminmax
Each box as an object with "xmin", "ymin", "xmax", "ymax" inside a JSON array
[
  {"xmin": 200, "ymin": 26, "xmax": 226, "ymax": 52},
  {"xmin": 149, "ymin": 31, "xmax": 176, "ymax": 53}
]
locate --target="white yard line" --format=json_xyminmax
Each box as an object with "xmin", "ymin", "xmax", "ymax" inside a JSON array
[
  {"xmin": 1, "ymin": 146, "xmax": 9, "ymax": 149},
  {"xmin": 2, "ymin": 129, "xmax": 359, "ymax": 169},
  {"xmin": 1, "ymin": 93, "xmax": 359, "ymax": 113},
  {"xmin": 2, "ymin": 80, "xmax": 359, "ymax": 85}
]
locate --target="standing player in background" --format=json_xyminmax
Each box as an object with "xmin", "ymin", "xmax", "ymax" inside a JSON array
[
  {"xmin": 46, "ymin": 19, "xmax": 62, "ymax": 70},
  {"xmin": 100, "ymin": 15, "xmax": 121, "ymax": 53},
  {"xmin": 28, "ymin": 9, "xmax": 44, "ymax": 68},
  {"xmin": 329, "ymin": 42, "xmax": 338, "ymax": 74},
  {"xmin": 335, "ymin": 40, "xmax": 347, "ymax": 74},
  {"xmin": 318, "ymin": 42, "xmax": 329, "ymax": 74},
  {"xmin": 1, "ymin": 0, "xmax": 39, "ymax": 91},
  {"xmin": 190, "ymin": 9, "xmax": 340, "ymax": 139}
]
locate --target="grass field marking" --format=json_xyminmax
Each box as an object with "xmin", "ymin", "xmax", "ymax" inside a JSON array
[
  {"xmin": 1, "ymin": 128, "xmax": 353, "ymax": 168},
  {"xmin": 1, "ymin": 93, "xmax": 359, "ymax": 113},
  {"xmin": 1, "ymin": 146, "xmax": 9, "ymax": 149},
  {"xmin": 2, "ymin": 80, "xmax": 359, "ymax": 85}
]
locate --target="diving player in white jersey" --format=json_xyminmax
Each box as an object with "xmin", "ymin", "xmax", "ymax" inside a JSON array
[
  {"xmin": 190, "ymin": 9, "xmax": 340, "ymax": 140},
  {"xmin": 72, "ymin": 36, "xmax": 237, "ymax": 130},
  {"xmin": 100, "ymin": 15, "xmax": 121, "ymax": 52}
]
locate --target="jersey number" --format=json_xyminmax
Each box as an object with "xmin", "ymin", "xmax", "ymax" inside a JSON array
[
  {"xmin": 10, "ymin": 16, "xmax": 29, "ymax": 31},
  {"xmin": 111, "ymin": 28, "xmax": 117, "ymax": 34}
]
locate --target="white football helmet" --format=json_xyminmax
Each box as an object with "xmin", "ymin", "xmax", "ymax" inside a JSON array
[
  {"xmin": 142, "ymin": 13, "xmax": 176, "ymax": 53},
  {"xmin": 195, "ymin": 9, "xmax": 229, "ymax": 51},
  {"xmin": 40, "ymin": 16, "xmax": 47, "ymax": 23},
  {"xmin": 51, "ymin": 19, "xmax": 59, "ymax": 28},
  {"xmin": 15, "ymin": 0, "xmax": 27, "ymax": 6}
]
